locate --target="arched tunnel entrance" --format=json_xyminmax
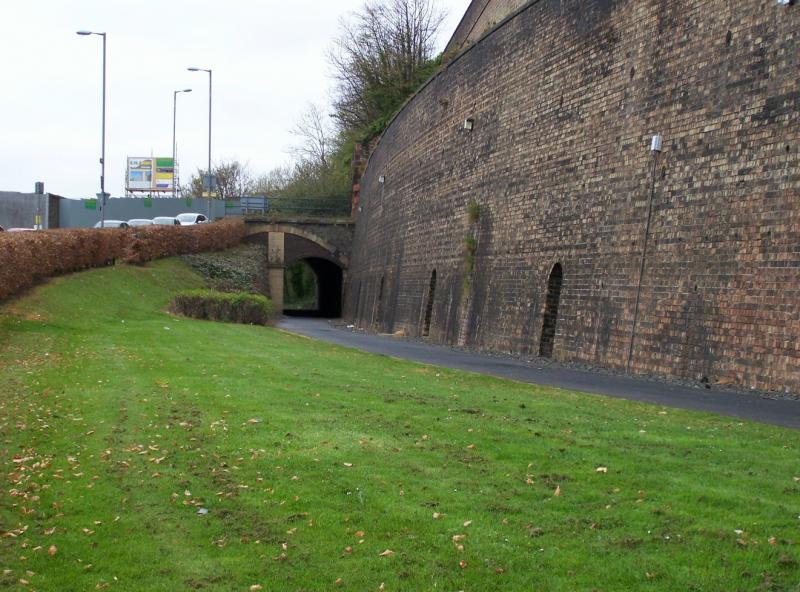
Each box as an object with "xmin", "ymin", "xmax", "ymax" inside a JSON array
[
  {"xmin": 283, "ymin": 257, "xmax": 343, "ymax": 318},
  {"xmin": 244, "ymin": 223, "xmax": 349, "ymax": 319}
]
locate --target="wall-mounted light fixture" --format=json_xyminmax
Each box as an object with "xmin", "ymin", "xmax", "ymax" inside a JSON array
[
  {"xmin": 650, "ymin": 134, "xmax": 663, "ymax": 153},
  {"xmin": 378, "ymin": 175, "xmax": 386, "ymax": 184},
  {"xmin": 463, "ymin": 118, "xmax": 475, "ymax": 132}
]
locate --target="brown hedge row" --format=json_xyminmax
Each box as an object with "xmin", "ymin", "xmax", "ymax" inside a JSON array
[{"xmin": 0, "ymin": 218, "xmax": 246, "ymax": 301}]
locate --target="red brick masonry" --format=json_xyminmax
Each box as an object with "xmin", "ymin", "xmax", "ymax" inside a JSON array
[{"xmin": 346, "ymin": 0, "xmax": 800, "ymax": 393}]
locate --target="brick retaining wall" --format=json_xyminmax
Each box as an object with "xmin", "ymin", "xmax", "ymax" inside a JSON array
[{"xmin": 346, "ymin": 0, "xmax": 800, "ymax": 393}]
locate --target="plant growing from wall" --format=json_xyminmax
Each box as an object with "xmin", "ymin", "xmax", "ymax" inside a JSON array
[
  {"xmin": 466, "ymin": 199, "xmax": 481, "ymax": 224},
  {"xmin": 463, "ymin": 199, "xmax": 481, "ymax": 289}
]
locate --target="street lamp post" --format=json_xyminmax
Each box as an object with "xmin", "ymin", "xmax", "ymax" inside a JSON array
[
  {"xmin": 172, "ymin": 88, "xmax": 192, "ymax": 198},
  {"xmin": 188, "ymin": 67, "xmax": 212, "ymax": 219},
  {"xmin": 77, "ymin": 30, "xmax": 108, "ymax": 227}
]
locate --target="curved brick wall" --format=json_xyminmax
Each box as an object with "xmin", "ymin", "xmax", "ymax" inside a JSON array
[
  {"xmin": 444, "ymin": 0, "xmax": 529, "ymax": 54},
  {"xmin": 346, "ymin": 0, "xmax": 800, "ymax": 393}
]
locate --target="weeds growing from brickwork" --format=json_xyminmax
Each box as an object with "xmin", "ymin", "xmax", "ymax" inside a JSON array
[
  {"xmin": 463, "ymin": 200, "xmax": 480, "ymax": 289},
  {"xmin": 0, "ymin": 259, "xmax": 798, "ymax": 591}
]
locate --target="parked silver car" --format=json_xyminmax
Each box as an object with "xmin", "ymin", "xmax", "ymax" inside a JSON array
[
  {"xmin": 176, "ymin": 213, "xmax": 208, "ymax": 225},
  {"xmin": 128, "ymin": 218, "xmax": 154, "ymax": 227},
  {"xmin": 152, "ymin": 216, "xmax": 180, "ymax": 226},
  {"xmin": 94, "ymin": 220, "xmax": 130, "ymax": 228}
]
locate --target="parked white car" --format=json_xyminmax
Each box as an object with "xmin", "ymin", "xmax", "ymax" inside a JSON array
[
  {"xmin": 152, "ymin": 217, "xmax": 180, "ymax": 226},
  {"xmin": 128, "ymin": 218, "xmax": 154, "ymax": 227},
  {"xmin": 94, "ymin": 220, "xmax": 130, "ymax": 229},
  {"xmin": 176, "ymin": 213, "xmax": 208, "ymax": 225}
]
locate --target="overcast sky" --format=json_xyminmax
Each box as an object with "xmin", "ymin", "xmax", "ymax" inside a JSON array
[{"xmin": 0, "ymin": 0, "xmax": 471, "ymax": 198}]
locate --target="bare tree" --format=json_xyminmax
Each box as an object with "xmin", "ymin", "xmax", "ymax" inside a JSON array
[
  {"xmin": 183, "ymin": 160, "xmax": 254, "ymax": 199},
  {"xmin": 252, "ymin": 166, "xmax": 293, "ymax": 197},
  {"xmin": 329, "ymin": 0, "xmax": 446, "ymax": 131},
  {"xmin": 289, "ymin": 103, "xmax": 333, "ymax": 169}
]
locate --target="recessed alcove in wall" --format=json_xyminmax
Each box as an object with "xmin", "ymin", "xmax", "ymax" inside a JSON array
[
  {"xmin": 539, "ymin": 263, "xmax": 564, "ymax": 358},
  {"xmin": 422, "ymin": 269, "xmax": 437, "ymax": 337}
]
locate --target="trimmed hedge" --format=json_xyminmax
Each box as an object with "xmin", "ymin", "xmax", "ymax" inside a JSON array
[
  {"xmin": 169, "ymin": 289, "xmax": 272, "ymax": 325},
  {"xmin": 0, "ymin": 219, "xmax": 246, "ymax": 301}
]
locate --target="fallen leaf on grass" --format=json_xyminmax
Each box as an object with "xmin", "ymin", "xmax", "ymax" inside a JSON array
[
  {"xmin": 459, "ymin": 560, "xmax": 467, "ymax": 569},
  {"xmin": 343, "ymin": 463, "xmax": 353, "ymax": 468},
  {"xmin": 463, "ymin": 520, "xmax": 472, "ymax": 527},
  {"xmin": 355, "ymin": 531, "xmax": 365, "ymax": 538},
  {"xmin": 379, "ymin": 549, "xmax": 394, "ymax": 557},
  {"xmin": 249, "ymin": 586, "xmax": 263, "ymax": 591},
  {"xmin": 554, "ymin": 486, "xmax": 562, "ymax": 497},
  {"xmin": 596, "ymin": 467, "xmax": 608, "ymax": 473},
  {"xmin": 432, "ymin": 512, "xmax": 444, "ymax": 520},
  {"xmin": 48, "ymin": 546, "xmax": 57, "ymax": 556}
]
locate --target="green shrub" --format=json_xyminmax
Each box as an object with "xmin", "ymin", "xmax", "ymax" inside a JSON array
[{"xmin": 169, "ymin": 289, "xmax": 272, "ymax": 326}]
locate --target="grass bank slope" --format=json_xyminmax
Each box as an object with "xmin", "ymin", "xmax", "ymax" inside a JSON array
[{"xmin": 0, "ymin": 260, "xmax": 798, "ymax": 591}]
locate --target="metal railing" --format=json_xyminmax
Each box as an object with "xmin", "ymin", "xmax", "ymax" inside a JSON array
[{"xmin": 230, "ymin": 196, "xmax": 352, "ymax": 219}]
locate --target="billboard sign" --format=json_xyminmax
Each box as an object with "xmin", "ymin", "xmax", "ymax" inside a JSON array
[
  {"xmin": 126, "ymin": 157, "xmax": 174, "ymax": 192},
  {"xmin": 155, "ymin": 158, "xmax": 175, "ymax": 190}
]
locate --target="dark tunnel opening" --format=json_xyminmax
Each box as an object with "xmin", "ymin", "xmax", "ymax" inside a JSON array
[{"xmin": 283, "ymin": 257, "xmax": 343, "ymax": 318}]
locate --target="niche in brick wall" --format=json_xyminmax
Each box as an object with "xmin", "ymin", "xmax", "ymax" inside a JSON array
[
  {"xmin": 539, "ymin": 263, "xmax": 563, "ymax": 358},
  {"xmin": 375, "ymin": 275, "xmax": 385, "ymax": 329},
  {"xmin": 422, "ymin": 269, "xmax": 437, "ymax": 337}
]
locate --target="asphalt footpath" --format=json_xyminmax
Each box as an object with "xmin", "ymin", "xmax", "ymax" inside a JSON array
[{"xmin": 277, "ymin": 317, "xmax": 800, "ymax": 430}]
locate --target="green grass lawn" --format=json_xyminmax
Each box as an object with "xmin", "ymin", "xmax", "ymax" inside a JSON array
[{"xmin": 0, "ymin": 260, "xmax": 798, "ymax": 591}]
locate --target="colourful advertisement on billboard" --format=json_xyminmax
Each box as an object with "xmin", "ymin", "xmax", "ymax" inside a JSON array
[
  {"xmin": 155, "ymin": 157, "xmax": 175, "ymax": 190},
  {"xmin": 126, "ymin": 157, "xmax": 174, "ymax": 192},
  {"xmin": 127, "ymin": 158, "xmax": 153, "ymax": 191}
]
